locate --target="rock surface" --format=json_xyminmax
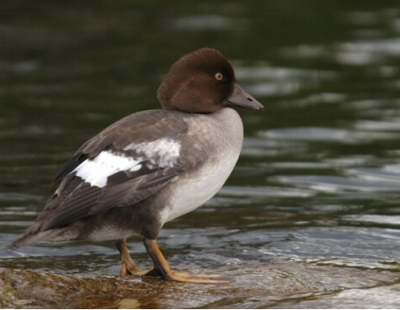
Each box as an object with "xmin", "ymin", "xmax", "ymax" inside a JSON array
[{"xmin": 1, "ymin": 259, "xmax": 400, "ymax": 308}]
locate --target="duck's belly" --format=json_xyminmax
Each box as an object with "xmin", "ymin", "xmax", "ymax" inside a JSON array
[{"xmin": 159, "ymin": 151, "xmax": 240, "ymax": 226}]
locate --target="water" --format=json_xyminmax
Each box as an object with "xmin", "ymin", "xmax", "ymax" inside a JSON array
[{"xmin": 1, "ymin": 0, "xmax": 400, "ymax": 306}]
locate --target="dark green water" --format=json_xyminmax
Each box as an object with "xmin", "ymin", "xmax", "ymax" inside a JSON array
[{"xmin": 1, "ymin": 0, "xmax": 400, "ymax": 304}]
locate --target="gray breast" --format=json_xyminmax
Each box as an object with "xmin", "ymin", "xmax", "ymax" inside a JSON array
[{"xmin": 159, "ymin": 108, "xmax": 244, "ymax": 225}]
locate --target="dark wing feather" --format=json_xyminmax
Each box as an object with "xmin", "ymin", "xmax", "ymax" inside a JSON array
[
  {"xmin": 55, "ymin": 153, "xmax": 87, "ymax": 182},
  {"xmin": 42, "ymin": 167, "xmax": 179, "ymax": 231},
  {"xmin": 42, "ymin": 183, "xmax": 101, "ymax": 230}
]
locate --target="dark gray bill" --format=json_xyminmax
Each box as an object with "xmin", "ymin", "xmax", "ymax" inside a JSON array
[{"xmin": 226, "ymin": 83, "xmax": 264, "ymax": 110}]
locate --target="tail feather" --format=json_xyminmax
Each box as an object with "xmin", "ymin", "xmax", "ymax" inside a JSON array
[
  {"xmin": 10, "ymin": 224, "xmax": 79, "ymax": 249},
  {"xmin": 10, "ymin": 195, "xmax": 61, "ymax": 249},
  {"xmin": 10, "ymin": 234, "xmax": 36, "ymax": 249},
  {"xmin": 9, "ymin": 223, "xmax": 42, "ymax": 249}
]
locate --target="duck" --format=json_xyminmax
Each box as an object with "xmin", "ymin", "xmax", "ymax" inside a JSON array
[{"xmin": 11, "ymin": 48, "xmax": 263, "ymax": 283}]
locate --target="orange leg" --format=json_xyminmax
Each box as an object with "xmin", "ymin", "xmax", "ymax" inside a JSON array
[
  {"xmin": 115, "ymin": 239, "xmax": 143, "ymax": 277},
  {"xmin": 143, "ymin": 239, "xmax": 227, "ymax": 284}
]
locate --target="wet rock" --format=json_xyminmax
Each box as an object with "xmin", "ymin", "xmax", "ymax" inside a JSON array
[
  {"xmin": 278, "ymin": 283, "xmax": 400, "ymax": 308},
  {"xmin": 0, "ymin": 259, "xmax": 400, "ymax": 308}
]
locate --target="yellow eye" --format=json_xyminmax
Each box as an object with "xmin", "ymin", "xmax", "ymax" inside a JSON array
[{"xmin": 214, "ymin": 72, "xmax": 224, "ymax": 81}]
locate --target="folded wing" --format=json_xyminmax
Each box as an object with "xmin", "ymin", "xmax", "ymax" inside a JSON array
[{"xmin": 35, "ymin": 110, "xmax": 188, "ymax": 232}]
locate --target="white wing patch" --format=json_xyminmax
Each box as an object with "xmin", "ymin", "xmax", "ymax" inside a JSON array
[
  {"xmin": 124, "ymin": 138, "xmax": 181, "ymax": 167},
  {"xmin": 73, "ymin": 151, "xmax": 142, "ymax": 188},
  {"xmin": 73, "ymin": 138, "xmax": 181, "ymax": 188}
]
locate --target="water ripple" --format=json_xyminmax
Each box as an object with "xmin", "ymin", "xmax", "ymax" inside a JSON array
[{"xmin": 260, "ymin": 127, "xmax": 399, "ymax": 144}]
